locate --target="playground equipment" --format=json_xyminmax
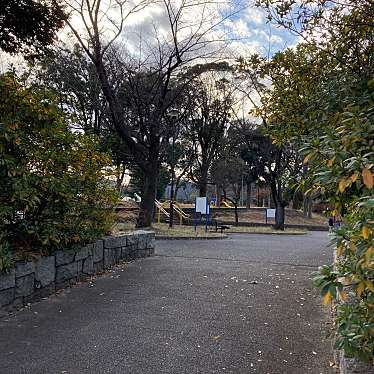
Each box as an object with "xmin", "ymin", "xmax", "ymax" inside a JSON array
[
  {"xmin": 155, "ymin": 199, "xmax": 189, "ymax": 224},
  {"xmin": 221, "ymin": 200, "xmax": 233, "ymax": 208},
  {"xmin": 173, "ymin": 202, "xmax": 189, "ymax": 224},
  {"xmin": 155, "ymin": 199, "xmax": 170, "ymax": 223}
]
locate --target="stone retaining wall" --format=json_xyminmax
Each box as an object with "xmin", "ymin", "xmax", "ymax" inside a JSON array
[
  {"xmin": 0, "ymin": 231, "xmax": 155, "ymax": 312},
  {"xmin": 332, "ymin": 252, "xmax": 374, "ymax": 373},
  {"xmin": 338, "ymin": 352, "xmax": 374, "ymax": 374}
]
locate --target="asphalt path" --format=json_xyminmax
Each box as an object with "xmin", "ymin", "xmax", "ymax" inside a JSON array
[{"xmin": 0, "ymin": 232, "xmax": 334, "ymax": 374}]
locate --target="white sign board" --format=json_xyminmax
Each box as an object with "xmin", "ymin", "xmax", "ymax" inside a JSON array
[
  {"xmin": 266, "ymin": 209, "xmax": 276, "ymax": 218},
  {"xmin": 196, "ymin": 197, "xmax": 209, "ymax": 214}
]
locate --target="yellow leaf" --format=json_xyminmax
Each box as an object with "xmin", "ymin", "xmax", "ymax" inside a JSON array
[
  {"xmin": 336, "ymin": 243, "xmax": 344, "ymax": 257},
  {"xmin": 72, "ymin": 235, "xmax": 80, "ymax": 242},
  {"xmin": 323, "ymin": 291, "xmax": 332, "ymax": 306},
  {"xmin": 349, "ymin": 242, "xmax": 357, "ymax": 252},
  {"xmin": 327, "ymin": 158, "xmax": 334, "ymax": 167},
  {"xmin": 365, "ymin": 280, "xmax": 374, "ymax": 293},
  {"xmin": 356, "ymin": 281, "xmax": 366, "ymax": 297},
  {"xmin": 362, "ymin": 226, "xmax": 370, "ymax": 240},
  {"xmin": 338, "ymin": 178, "xmax": 348, "ymax": 193},
  {"xmin": 362, "ymin": 167, "xmax": 373, "ymax": 189},
  {"xmin": 304, "ymin": 153, "xmax": 313, "ymax": 164},
  {"xmin": 338, "ymin": 290, "xmax": 347, "ymax": 301},
  {"xmin": 365, "ymin": 247, "xmax": 374, "ymax": 262},
  {"xmin": 350, "ymin": 171, "xmax": 359, "ymax": 183}
]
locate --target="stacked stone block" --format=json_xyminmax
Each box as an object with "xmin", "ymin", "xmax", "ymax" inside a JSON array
[
  {"xmin": 0, "ymin": 231, "xmax": 155, "ymax": 311},
  {"xmin": 332, "ymin": 252, "xmax": 374, "ymax": 374}
]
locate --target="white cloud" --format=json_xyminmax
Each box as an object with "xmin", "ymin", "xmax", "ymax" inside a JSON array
[
  {"xmin": 232, "ymin": 19, "xmax": 251, "ymax": 37},
  {"xmin": 245, "ymin": 7, "xmax": 267, "ymax": 25},
  {"xmin": 270, "ymin": 34, "xmax": 283, "ymax": 44}
]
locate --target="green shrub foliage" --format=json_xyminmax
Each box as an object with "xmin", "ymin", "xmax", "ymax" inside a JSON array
[
  {"xmin": 0, "ymin": 74, "xmax": 118, "ymax": 269},
  {"xmin": 253, "ymin": 0, "xmax": 374, "ymax": 363},
  {"xmin": 307, "ymin": 76, "xmax": 374, "ymax": 363}
]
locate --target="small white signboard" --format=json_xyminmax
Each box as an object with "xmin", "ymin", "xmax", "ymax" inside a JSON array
[
  {"xmin": 266, "ymin": 209, "xmax": 276, "ymax": 218},
  {"xmin": 196, "ymin": 197, "xmax": 209, "ymax": 214}
]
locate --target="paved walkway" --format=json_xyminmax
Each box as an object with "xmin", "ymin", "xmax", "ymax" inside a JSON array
[{"xmin": 0, "ymin": 233, "xmax": 334, "ymax": 374}]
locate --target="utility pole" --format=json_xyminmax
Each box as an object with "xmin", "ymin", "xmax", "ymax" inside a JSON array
[{"xmin": 167, "ymin": 109, "xmax": 179, "ymax": 228}]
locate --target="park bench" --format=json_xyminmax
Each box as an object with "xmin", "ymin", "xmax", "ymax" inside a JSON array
[{"xmin": 214, "ymin": 221, "xmax": 230, "ymax": 234}]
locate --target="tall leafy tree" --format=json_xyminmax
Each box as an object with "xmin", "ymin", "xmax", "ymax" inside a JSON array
[
  {"xmin": 256, "ymin": 0, "xmax": 374, "ymax": 362},
  {"xmin": 0, "ymin": 0, "xmax": 65, "ymax": 57}
]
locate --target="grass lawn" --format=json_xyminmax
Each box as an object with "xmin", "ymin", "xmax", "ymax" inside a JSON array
[
  {"xmin": 112, "ymin": 222, "xmax": 225, "ymax": 238},
  {"xmin": 112, "ymin": 222, "xmax": 306, "ymax": 238},
  {"xmin": 224, "ymin": 225, "xmax": 306, "ymax": 235}
]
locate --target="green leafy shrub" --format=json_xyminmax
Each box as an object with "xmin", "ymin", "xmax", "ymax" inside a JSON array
[
  {"xmin": 299, "ymin": 74, "xmax": 374, "ymax": 362},
  {"xmin": 0, "ymin": 74, "xmax": 118, "ymax": 269},
  {"xmin": 250, "ymin": 1, "xmax": 374, "ymax": 361},
  {"xmin": 0, "ymin": 233, "xmax": 13, "ymax": 272}
]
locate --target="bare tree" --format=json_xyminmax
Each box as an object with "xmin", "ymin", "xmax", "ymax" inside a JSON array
[
  {"xmin": 211, "ymin": 157, "xmax": 246, "ymax": 225},
  {"xmin": 58, "ymin": 0, "xmax": 237, "ymax": 227},
  {"xmin": 181, "ymin": 70, "xmax": 236, "ymax": 197}
]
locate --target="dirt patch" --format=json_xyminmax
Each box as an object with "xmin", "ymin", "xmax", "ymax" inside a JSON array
[{"xmin": 213, "ymin": 208, "xmax": 326, "ymax": 226}]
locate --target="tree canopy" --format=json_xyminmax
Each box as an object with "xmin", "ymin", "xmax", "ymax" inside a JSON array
[
  {"xmin": 256, "ymin": 0, "xmax": 374, "ymax": 362},
  {"xmin": 0, "ymin": 0, "xmax": 65, "ymax": 57}
]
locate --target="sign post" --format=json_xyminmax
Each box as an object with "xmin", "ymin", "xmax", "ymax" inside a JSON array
[
  {"xmin": 195, "ymin": 197, "xmax": 210, "ymax": 232},
  {"xmin": 265, "ymin": 208, "xmax": 276, "ymax": 224}
]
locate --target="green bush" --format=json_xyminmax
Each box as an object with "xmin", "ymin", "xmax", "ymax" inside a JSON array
[
  {"xmin": 307, "ymin": 77, "xmax": 374, "ymax": 362},
  {"xmin": 0, "ymin": 74, "xmax": 118, "ymax": 269}
]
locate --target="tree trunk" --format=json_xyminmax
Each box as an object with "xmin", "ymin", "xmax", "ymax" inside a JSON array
[
  {"xmin": 136, "ymin": 166, "xmax": 158, "ymax": 228},
  {"xmin": 274, "ymin": 203, "xmax": 285, "ymax": 230},
  {"xmin": 199, "ymin": 165, "xmax": 209, "ymax": 197},
  {"xmin": 246, "ymin": 182, "xmax": 251, "ymax": 209},
  {"xmin": 307, "ymin": 197, "xmax": 312, "ymax": 219},
  {"xmin": 234, "ymin": 203, "xmax": 239, "ymax": 226},
  {"xmin": 215, "ymin": 184, "xmax": 221, "ymax": 207},
  {"xmin": 270, "ymin": 179, "xmax": 285, "ymax": 231},
  {"xmin": 116, "ymin": 162, "xmax": 126, "ymax": 193},
  {"xmin": 292, "ymin": 190, "xmax": 302, "ymax": 210},
  {"xmin": 303, "ymin": 194, "xmax": 313, "ymax": 219},
  {"xmin": 95, "ymin": 57, "xmax": 159, "ymax": 228},
  {"xmin": 174, "ymin": 184, "xmax": 179, "ymax": 202},
  {"xmin": 199, "ymin": 184, "xmax": 206, "ymax": 197},
  {"xmin": 199, "ymin": 175, "xmax": 208, "ymax": 197}
]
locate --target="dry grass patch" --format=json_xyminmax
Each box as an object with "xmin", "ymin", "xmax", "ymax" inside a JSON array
[
  {"xmin": 225, "ymin": 226, "xmax": 306, "ymax": 235},
  {"xmin": 112, "ymin": 222, "xmax": 306, "ymax": 237},
  {"xmin": 112, "ymin": 222, "xmax": 225, "ymax": 238}
]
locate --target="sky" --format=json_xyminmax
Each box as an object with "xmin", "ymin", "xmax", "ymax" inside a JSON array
[
  {"xmin": 61, "ymin": 0, "xmax": 300, "ymax": 65},
  {"xmin": 222, "ymin": 3, "xmax": 299, "ymax": 58},
  {"xmin": 122, "ymin": 0, "xmax": 300, "ymax": 61},
  {"xmin": 0, "ymin": 1, "xmax": 300, "ymax": 73}
]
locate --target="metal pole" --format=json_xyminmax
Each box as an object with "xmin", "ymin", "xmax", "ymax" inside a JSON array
[
  {"xmin": 169, "ymin": 119, "xmax": 175, "ymax": 228},
  {"xmin": 205, "ymin": 198, "xmax": 209, "ymax": 232},
  {"xmin": 241, "ymin": 175, "xmax": 244, "ymax": 207}
]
